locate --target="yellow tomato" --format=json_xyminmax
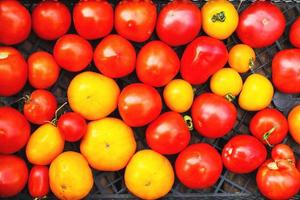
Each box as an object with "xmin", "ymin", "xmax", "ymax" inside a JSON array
[
  {"xmin": 49, "ymin": 151, "xmax": 93, "ymax": 200},
  {"xmin": 202, "ymin": 0, "xmax": 238, "ymax": 40},
  {"xmin": 288, "ymin": 105, "xmax": 300, "ymax": 144},
  {"xmin": 229, "ymin": 44, "xmax": 256, "ymax": 73},
  {"xmin": 163, "ymin": 79, "xmax": 194, "ymax": 113},
  {"xmin": 80, "ymin": 117, "xmax": 136, "ymax": 171},
  {"xmin": 26, "ymin": 123, "xmax": 64, "ymax": 165},
  {"xmin": 125, "ymin": 150, "xmax": 174, "ymax": 200},
  {"xmin": 67, "ymin": 71, "xmax": 120, "ymax": 121},
  {"xmin": 238, "ymin": 74, "xmax": 274, "ymax": 111}
]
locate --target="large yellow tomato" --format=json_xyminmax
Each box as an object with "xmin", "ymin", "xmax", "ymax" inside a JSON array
[
  {"xmin": 67, "ymin": 71, "xmax": 120, "ymax": 120},
  {"xmin": 229, "ymin": 44, "xmax": 256, "ymax": 73},
  {"xmin": 49, "ymin": 151, "xmax": 93, "ymax": 200},
  {"xmin": 80, "ymin": 117, "xmax": 136, "ymax": 171},
  {"xmin": 202, "ymin": 0, "xmax": 238, "ymax": 40},
  {"xmin": 288, "ymin": 105, "xmax": 300, "ymax": 144},
  {"xmin": 238, "ymin": 74, "xmax": 274, "ymax": 111},
  {"xmin": 26, "ymin": 123, "xmax": 64, "ymax": 165},
  {"xmin": 125, "ymin": 150, "xmax": 174, "ymax": 200}
]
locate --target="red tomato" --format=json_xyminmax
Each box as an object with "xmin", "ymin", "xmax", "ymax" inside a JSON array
[
  {"xmin": 0, "ymin": 107, "xmax": 30, "ymax": 154},
  {"xmin": 118, "ymin": 83, "xmax": 162, "ymax": 127},
  {"xmin": 94, "ymin": 34, "xmax": 136, "ymax": 78},
  {"xmin": 146, "ymin": 111, "xmax": 190, "ymax": 155},
  {"xmin": 222, "ymin": 135, "xmax": 267, "ymax": 174},
  {"xmin": 28, "ymin": 165, "xmax": 49, "ymax": 198},
  {"xmin": 290, "ymin": 17, "xmax": 300, "ymax": 48},
  {"xmin": 0, "ymin": 155, "xmax": 28, "ymax": 197},
  {"xmin": 156, "ymin": 0, "xmax": 201, "ymax": 46},
  {"xmin": 28, "ymin": 51, "xmax": 60, "ymax": 89},
  {"xmin": 57, "ymin": 112, "xmax": 87, "ymax": 142},
  {"xmin": 115, "ymin": 0, "xmax": 157, "ymax": 42},
  {"xmin": 0, "ymin": 47, "xmax": 28, "ymax": 96},
  {"xmin": 271, "ymin": 144, "xmax": 295, "ymax": 164},
  {"xmin": 236, "ymin": 1, "xmax": 285, "ymax": 48},
  {"xmin": 23, "ymin": 90, "xmax": 58, "ymax": 125},
  {"xmin": 191, "ymin": 93, "xmax": 237, "ymax": 138},
  {"xmin": 175, "ymin": 143, "xmax": 222, "ymax": 189},
  {"xmin": 53, "ymin": 34, "xmax": 93, "ymax": 72},
  {"xmin": 136, "ymin": 41, "xmax": 180, "ymax": 87},
  {"xmin": 32, "ymin": 1, "xmax": 71, "ymax": 40},
  {"xmin": 180, "ymin": 36, "xmax": 228, "ymax": 85},
  {"xmin": 250, "ymin": 108, "xmax": 288, "ymax": 146},
  {"xmin": 73, "ymin": 0, "xmax": 113, "ymax": 40},
  {"xmin": 0, "ymin": 0, "xmax": 31, "ymax": 45}
]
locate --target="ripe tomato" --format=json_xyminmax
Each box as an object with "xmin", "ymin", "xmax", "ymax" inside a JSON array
[
  {"xmin": 180, "ymin": 36, "xmax": 228, "ymax": 85},
  {"xmin": 32, "ymin": 1, "xmax": 71, "ymax": 40},
  {"xmin": 28, "ymin": 165, "xmax": 49, "ymax": 198},
  {"xmin": 118, "ymin": 83, "xmax": 162, "ymax": 127},
  {"xmin": 175, "ymin": 143, "xmax": 222, "ymax": 189},
  {"xmin": 115, "ymin": 0, "xmax": 157, "ymax": 42},
  {"xmin": 250, "ymin": 108, "xmax": 288, "ymax": 146},
  {"xmin": 156, "ymin": 0, "xmax": 201, "ymax": 46},
  {"xmin": 0, "ymin": 155, "xmax": 28, "ymax": 197},
  {"xmin": 237, "ymin": 1, "xmax": 285, "ymax": 48},
  {"xmin": 228, "ymin": 44, "xmax": 256, "ymax": 73},
  {"xmin": 0, "ymin": 0, "xmax": 31, "ymax": 45},
  {"xmin": 201, "ymin": 0, "xmax": 238, "ymax": 40},
  {"xmin": 94, "ymin": 34, "xmax": 136, "ymax": 78},
  {"xmin": 53, "ymin": 34, "xmax": 93, "ymax": 72},
  {"xmin": 288, "ymin": 105, "xmax": 300, "ymax": 144},
  {"xmin": 28, "ymin": 51, "xmax": 60, "ymax": 89},
  {"xmin": 222, "ymin": 135, "xmax": 267, "ymax": 174},
  {"xmin": 271, "ymin": 144, "xmax": 295, "ymax": 164},
  {"xmin": 23, "ymin": 89, "xmax": 57, "ymax": 125},
  {"xmin": 0, "ymin": 47, "xmax": 27, "ymax": 96},
  {"xmin": 191, "ymin": 93, "xmax": 237, "ymax": 138},
  {"xmin": 289, "ymin": 17, "xmax": 300, "ymax": 48}
]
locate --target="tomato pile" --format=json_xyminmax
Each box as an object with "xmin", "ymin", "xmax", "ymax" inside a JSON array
[{"xmin": 1, "ymin": 0, "xmax": 300, "ymax": 199}]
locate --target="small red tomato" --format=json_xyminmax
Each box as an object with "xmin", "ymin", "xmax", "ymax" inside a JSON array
[
  {"xmin": 146, "ymin": 111, "xmax": 190, "ymax": 155},
  {"xmin": 290, "ymin": 17, "xmax": 300, "ymax": 48},
  {"xmin": 271, "ymin": 144, "xmax": 295, "ymax": 164},
  {"xmin": 57, "ymin": 112, "xmax": 87, "ymax": 142},
  {"xmin": 94, "ymin": 34, "xmax": 136, "ymax": 78},
  {"xmin": 28, "ymin": 165, "xmax": 49, "ymax": 198},
  {"xmin": 53, "ymin": 34, "xmax": 93, "ymax": 72},
  {"xmin": 23, "ymin": 90, "xmax": 58, "ymax": 125}
]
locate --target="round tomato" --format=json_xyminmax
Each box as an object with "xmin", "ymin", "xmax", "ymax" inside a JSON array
[
  {"xmin": 290, "ymin": 17, "xmax": 300, "ymax": 48},
  {"xmin": 28, "ymin": 165, "xmax": 49, "ymax": 198},
  {"xmin": 271, "ymin": 144, "xmax": 295, "ymax": 164},
  {"xmin": 118, "ymin": 83, "xmax": 162, "ymax": 127},
  {"xmin": 228, "ymin": 44, "xmax": 256, "ymax": 73},
  {"xmin": 0, "ymin": 0, "xmax": 31, "ymax": 45},
  {"xmin": 288, "ymin": 105, "xmax": 300, "ymax": 144},
  {"xmin": 73, "ymin": 0, "xmax": 113, "ymax": 40},
  {"xmin": 32, "ymin": 1, "xmax": 71, "ymax": 40},
  {"xmin": 94, "ymin": 34, "xmax": 136, "ymax": 78},
  {"xmin": 115, "ymin": 0, "xmax": 157, "ymax": 42},
  {"xmin": 53, "ymin": 34, "xmax": 93, "ymax": 72}
]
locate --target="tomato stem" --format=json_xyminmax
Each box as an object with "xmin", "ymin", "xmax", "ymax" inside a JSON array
[
  {"xmin": 51, "ymin": 102, "xmax": 68, "ymax": 126},
  {"xmin": 183, "ymin": 115, "xmax": 193, "ymax": 131},
  {"xmin": 224, "ymin": 93, "xmax": 235, "ymax": 102},
  {"xmin": 249, "ymin": 57, "xmax": 255, "ymax": 73},
  {"xmin": 212, "ymin": 11, "xmax": 226, "ymax": 22},
  {"xmin": 262, "ymin": 127, "xmax": 276, "ymax": 147}
]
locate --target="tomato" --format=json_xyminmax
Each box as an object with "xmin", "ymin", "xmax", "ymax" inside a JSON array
[
  {"xmin": 288, "ymin": 105, "xmax": 300, "ymax": 144},
  {"xmin": 32, "ymin": 1, "xmax": 71, "ymax": 40},
  {"xmin": 236, "ymin": 1, "xmax": 285, "ymax": 48},
  {"xmin": 0, "ymin": 107, "xmax": 30, "ymax": 154},
  {"xmin": 272, "ymin": 49, "xmax": 300, "ymax": 94},
  {"xmin": 0, "ymin": 47, "xmax": 27, "ymax": 96},
  {"xmin": 250, "ymin": 108, "xmax": 288, "ymax": 146},
  {"xmin": 0, "ymin": 0, "xmax": 31, "ymax": 45},
  {"xmin": 201, "ymin": 0, "xmax": 238, "ymax": 40},
  {"xmin": 238, "ymin": 74, "xmax": 274, "ymax": 111},
  {"xmin": 191, "ymin": 93, "xmax": 237, "ymax": 138},
  {"xmin": 24, "ymin": 90, "xmax": 57, "ymax": 125},
  {"xmin": 28, "ymin": 165, "xmax": 49, "ymax": 198},
  {"xmin": 118, "ymin": 83, "xmax": 162, "ymax": 127},
  {"xmin": 180, "ymin": 36, "xmax": 228, "ymax": 85},
  {"xmin": 156, "ymin": 0, "xmax": 201, "ymax": 46},
  {"xmin": 228, "ymin": 44, "xmax": 256, "ymax": 73},
  {"xmin": 94, "ymin": 34, "xmax": 136, "ymax": 78},
  {"xmin": 115, "ymin": 0, "xmax": 157, "ymax": 42},
  {"xmin": 289, "ymin": 17, "xmax": 300, "ymax": 48},
  {"xmin": 57, "ymin": 112, "xmax": 87, "ymax": 142},
  {"xmin": 271, "ymin": 144, "xmax": 295, "ymax": 164},
  {"xmin": 222, "ymin": 135, "xmax": 267, "ymax": 174},
  {"xmin": 53, "ymin": 34, "xmax": 93, "ymax": 72},
  {"xmin": 297, "ymin": 159, "xmax": 300, "ymax": 171},
  {"xmin": 0, "ymin": 155, "xmax": 28, "ymax": 197},
  {"xmin": 28, "ymin": 51, "xmax": 60, "ymax": 89},
  {"xmin": 175, "ymin": 143, "xmax": 222, "ymax": 189}
]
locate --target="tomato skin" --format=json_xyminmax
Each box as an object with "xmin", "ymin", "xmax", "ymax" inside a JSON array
[
  {"xmin": 289, "ymin": 17, "xmax": 300, "ymax": 48},
  {"xmin": 297, "ymin": 159, "xmax": 300, "ymax": 171},
  {"xmin": 191, "ymin": 93, "xmax": 237, "ymax": 138},
  {"xmin": 146, "ymin": 111, "xmax": 190, "ymax": 155},
  {"xmin": 271, "ymin": 144, "xmax": 295, "ymax": 164},
  {"xmin": 73, "ymin": 0, "xmax": 113, "ymax": 40},
  {"xmin": 288, "ymin": 105, "xmax": 300, "ymax": 144},
  {"xmin": 28, "ymin": 165, "xmax": 49, "ymax": 198},
  {"xmin": 180, "ymin": 36, "xmax": 228, "ymax": 85},
  {"xmin": 228, "ymin": 44, "xmax": 256, "ymax": 73},
  {"xmin": 136, "ymin": 41, "xmax": 180, "ymax": 87},
  {"xmin": 0, "ymin": 0, "xmax": 31, "ymax": 45}
]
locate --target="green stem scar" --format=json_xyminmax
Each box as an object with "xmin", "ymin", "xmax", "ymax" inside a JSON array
[
  {"xmin": 212, "ymin": 11, "xmax": 226, "ymax": 22},
  {"xmin": 184, "ymin": 115, "xmax": 193, "ymax": 131}
]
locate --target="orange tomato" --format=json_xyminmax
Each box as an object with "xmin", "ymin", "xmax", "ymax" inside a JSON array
[
  {"xmin": 288, "ymin": 105, "xmax": 300, "ymax": 144},
  {"xmin": 229, "ymin": 44, "xmax": 256, "ymax": 73}
]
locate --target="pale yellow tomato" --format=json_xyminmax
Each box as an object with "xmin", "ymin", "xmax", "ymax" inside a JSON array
[{"xmin": 229, "ymin": 44, "xmax": 256, "ymax": 73}]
